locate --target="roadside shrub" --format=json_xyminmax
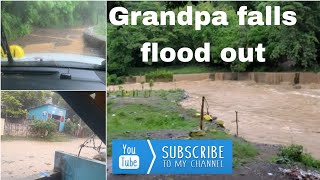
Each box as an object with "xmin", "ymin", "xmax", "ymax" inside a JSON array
[
  {"xmin": 279, "ymin": 144, "xmax": 303, "ymax": 162},
  {"xmin": 145, "ymin": 70, "xmax": 173, "ymax": 82},
  {"xmin": 30, "ymin": 119, "xmax": 57, "ymax": 137},
  {"xmin": 107, "ymin": 74, "xmax": 124, "ymax": 85},
  {"xmin": 277, "ymin": 144, "xmax": 320, "ymax": 169},
  {"xmin": 301, "ymin": 153, "xmax": 320, "ymax": 169},
  {"xmin": 64, "ymin": 120, "xmax": 76, "ymax": 135},
  {"xmin": 2, "ymin": 12, "xmax": 32, "ymax": 41},
  {"xmin": 233, "ymin": 139, "xmax": 258, "ymax": 159}
]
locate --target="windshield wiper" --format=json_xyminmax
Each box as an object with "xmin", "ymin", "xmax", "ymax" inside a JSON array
[{"xmin": 1, "ymin": 23, "xmax": 14, "ymax": 64}]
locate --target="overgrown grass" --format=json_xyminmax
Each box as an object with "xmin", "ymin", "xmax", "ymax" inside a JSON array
[
  {"xmin": 193, "ymin": 129, "xmax": 258, "ymax": 167},
  {"xmin": 127, "ymin": 66, "xmax": 222, "ymax": 76},
  {"xmin": 108, "ymin": 104, "xmax": 196, "ymax": 131},
  {"xmin": 275, "ymin": 144, "xmax": 320, "ymax": 169},
  {"xmin": 108, "ymin": 89, "xmax": 196, "ymax": 156},
  {"xmin": 107, "ymin": 74, "xmax": 125, "ymax": 85},
  {"xmin": 107, "ymin": 89, "xmax": 258, "ymax": 167},
  {"xmin": 145, "ymin": 69, "xmax": 173, "ymax": 82},
  {"xmin": 108, "ymin": 89, "xmax": 196, "ymax": 135}
]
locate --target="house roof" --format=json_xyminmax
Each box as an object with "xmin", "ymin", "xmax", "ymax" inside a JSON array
[{"xmin": 27, "ymin": 103, "xmax": 67, "ymax": 111}]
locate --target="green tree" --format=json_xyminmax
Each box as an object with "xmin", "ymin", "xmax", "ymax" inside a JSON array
[
  {"xmin": 251, "ymin": 2, "xmax": 320, "ymax": 70},
  {"xmin": 1, "ymin": 91, "xmax": 49, "ymax": 119},
  {"xmin": 1, "ymin": 1, "xmax": 105, "ymax": 40},
  {"xmin": 107, "ymin": 1, "xmax": 320, "ymax": 75}
]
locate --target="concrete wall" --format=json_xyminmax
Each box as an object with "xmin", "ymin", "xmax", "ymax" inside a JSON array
[
  {"xmin": 129, "ymin": 76, "xmax": 146, "ymax": 83},
  {"xmin": 1, "ymin": 118, "xmax": 5, "ymax": 136},
  {"xmin": 127, "ymin": 72, "xmax": 320, "ymax": 85},
  {"xmin": 3, "ymin": 122, "xmax": 30, "ymax": 136},
  {"xmin": 173, "ymin": 73, "xmax": 211, "ymax": 81},
  {"xmin": 249, "ymin": 72, "xmax": 296, "ymax": 84},
  {"xmin": 215, "ymin": 72, "xmax": 237, "ymax": 80},
  {"xmin": 299, "ymin": 72, "xmax": 320, "ymax": 84},
  {"xmin": 54, "ymin": 151, "xmax": 106, "ymax": 180}
]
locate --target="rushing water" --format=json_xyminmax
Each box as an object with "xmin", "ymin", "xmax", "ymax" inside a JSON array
[
  {"xmin": 11, "ymin": 27, "xmax": 101, "ymax": 57},
  {"xmin": 117, "ymin": 80, "xmax": 320, "ymax": 158}
]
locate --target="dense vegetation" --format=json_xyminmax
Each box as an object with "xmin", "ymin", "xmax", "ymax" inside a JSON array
[
  {"xmin": 276, "ymin": 144, "xmax": 320, "ymax": 169},
  {"xmin": 1, "ymin": 1, "xmax": 105, "ymax": 41},
  {"xmin": 1, "ymin": 91, "xmax": 49, "ymax": 120},
  {"xmin": 30, "ymin": 119, "xmax": 57, "ymax": 137},
  {"xmin": 107, "ymin": 1, "xmax": 320, "ymax": 78},
  {"xmin": 1, "ymin": 91, "xmax": 79, "ymax": 122},
  {"xmin": 1, "ymin": 91, "xmax": 94, "ymax": 138}
]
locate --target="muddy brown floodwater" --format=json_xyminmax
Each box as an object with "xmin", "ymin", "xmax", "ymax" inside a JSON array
[
  {"xmin": 1, "ymin": 138, "xmax": 104, "ymax": 180},
  {"xmin": 114, "ymin": 80, "xmax": 320, "ymax": 159},
  {"xmin": 11, "ymin": 28, "xmax": 99, "ymax": 56}
]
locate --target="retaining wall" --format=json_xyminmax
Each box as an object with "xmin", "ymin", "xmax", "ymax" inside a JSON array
[
  {"xmin": 126, "ymin": 76, "xmax": 146, "ymax": 83},
  {"xmin": 173, "ymin": 73, "xmax": 211, "ymax": 81},
  {"xmin": 299, "ymin": 72, "xmax": 320, "ymax": 84},
  {"xmin": 127, "ymin": 72, "xmax": 320, "ymax": 85},
  {"xmin": 0, "ymin": 118, "xmax": 4, "ymax": 136},
  {"xmin": 250, "ymin": 72, "xmax": 297, "ymax": 84}
]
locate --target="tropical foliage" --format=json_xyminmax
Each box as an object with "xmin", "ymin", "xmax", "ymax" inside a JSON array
[
  {"xmin": 30, "ymin": 119, "xmax": 57, "ymax": 137},
  {"xmin": 1, "ymin": 1, "xmax": 105, "ymax": 40},
  {"xmin": 107, "ymin": 1, "xmax": 320, "ymax": 76},
  {"xmin": 1, "ymin": 91, "xmax": 81, "ymax": 123},
  {"xmin": 1, "ymin": 91, "xmax": 50, "ymax": 119}
]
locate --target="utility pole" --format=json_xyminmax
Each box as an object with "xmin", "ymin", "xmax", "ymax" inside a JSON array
[
  {"xmin": 200, "ymin": 96, "xmax": 205, "ymax": 130},
  {"xmin": 235, "ymin": 111, "xmax": 239, "ymax": 137}
]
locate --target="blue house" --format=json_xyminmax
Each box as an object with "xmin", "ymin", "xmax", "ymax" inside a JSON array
[{"xmin": 27, "ymin": 104, "xmax": 67, "ymax": 132}]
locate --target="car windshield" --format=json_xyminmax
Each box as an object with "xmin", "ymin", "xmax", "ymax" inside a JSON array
[{"xmin": 1, "ymin": 1, "xmax": 106, "ymax": 69}]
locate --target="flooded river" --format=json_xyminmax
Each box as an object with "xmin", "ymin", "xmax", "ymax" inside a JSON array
[
  {"xmin": 11, "ymin": 28, "xmax": 101, "ymax": 57},
  {"xmin": 115, "ymin": 81, "xmax": 320, "ymax": 158}
]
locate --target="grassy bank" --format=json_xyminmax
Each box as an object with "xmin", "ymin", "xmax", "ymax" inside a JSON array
[
  {"xmin": 127, "ymin": 66, "xmax": 221, "ymax": 76},
  {"xmin": 107, "ymin": 89, "xmax": 258, "ymax": 167},
  {"xmin": 107, "ymin": 89, "xmax": 197, "ymax": 140}
]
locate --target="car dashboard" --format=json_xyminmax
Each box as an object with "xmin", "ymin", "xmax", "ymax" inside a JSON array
[{"xmin": 1, "ymin": 66, "xmax": 106, "ymax": 90}]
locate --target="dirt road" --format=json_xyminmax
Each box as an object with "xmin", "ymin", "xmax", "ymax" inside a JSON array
[
  {"xmin": 11, "ymin": 28, "xmax": 101, "ymax": 56},
  {"xmin": 114, "ymin": 80, "xmax": 320, "ymax": 159},
  {"xmin": 1, "ymin": 138, "xmax": 104, "ymax": 179}
]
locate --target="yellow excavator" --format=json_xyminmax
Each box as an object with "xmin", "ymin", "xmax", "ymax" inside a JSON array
[
  {"xmin": 1, "ymin": 45, "xmax": 25, "ymax": 58},
  {"xmin": 1, "ymin": 23, "xmax": 25, "ymax": 59}
]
